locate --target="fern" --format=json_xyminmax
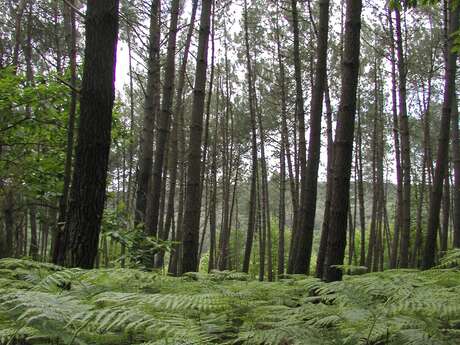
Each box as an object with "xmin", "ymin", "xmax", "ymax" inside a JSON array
[{"xmin": 0, "ymin": 258, "xmax": 459, "ymax": 345}]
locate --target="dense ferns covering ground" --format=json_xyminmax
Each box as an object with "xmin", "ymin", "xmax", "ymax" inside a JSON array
[{"xmin": 1, "ymin": 253, "xmax": 460, "ymax": 345}]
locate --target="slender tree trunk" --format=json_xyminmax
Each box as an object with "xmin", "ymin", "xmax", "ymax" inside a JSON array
[
  {"xmin": 12, "ymin": 0, "xmax": 28, "ymax": 68},
  {"xmin": 441, "ymin": 172, "xmax": 450, "ymax": 252},
  {"xmin": 166, "ymin": 0, "xmax": 198, "ymax": 274},
  {"xmin": 315, "ymin": 84, "xmax": 334, "ymax": 278},
  {"xmin": 29, "ymin": 206, "xmax": 38, "ymax": 260},
  {"xmin": 278, "ymin": 127, "xmax": 286, "ymax": 276},
  {"xmin": 356, "ymin": 98, "xmax": 366, "ymax": 267},
  {"xmin": 242, "ymin": 0, "xmax": 259, "ymax": 274},
  {"xmin": 293, "ymin": 0, "xmax": 330, "ymax": 275},
  {"xmin": 287, "ymin": 0, "xmax": 307, "ymax": 274},
  {"xmin": 253, "ymin": 69, "xmax": 273, "ymax": 280},
  {"xmin": 200, "ymin": 0, "xmax": 216, "ymax": 213},
  {"xmin": 134, "ymin": 0, "xmax": 160, "ymax": 227},
  {"xmin": 323, "ymin": 0, "xmax": 362, "ymax": 282},
  {"xmin": 3, "ymin": 191, "xmax": 14, "ymax": 258},
  {"xmin": 65, "ymin": 0, "xmax": 119, "ymax": 268},
  {"xmin": 180, "ymin": 0, "xmax": 213, "ymax": 273},
  {"xmin": 53, "ymin": 0, "xmax": 78, "ymax": 265},
  {"xmin": 155, "ymin": 132, "xmax": 177, "ymax": 268},
  {"xmin": 126, "ymin": 28, "xmax": 136, "ymax": 213},
  {"xmin": 388, "ymin": 9, "xmax": 403, "ymax": 269},
  {"xmin": 157, "ymin": 158, "xmax": 169, "ymax": 240},
  {"xmin": 147, "ymin": 0, "xmax": 180, "ymax": 236},
  {"xmin": 257, "ymin": 176, "xmax": 265, "ymax": 281},
  {"xmin": 274, "ymin": 3, "xmax": 297, "ymax": 272},
  {"xmin": 452, "ymin": 96, "xmax": 460, "ymax": 247},
  {"xmin": 423, "ymin": 1, "xmax": 460, "ymax": 269},
  {"xmin": 394, "ymin": 7, "xmax": 411, "ymax": 268},
  {"xmin": 412, "ymin": 153, "xmax": 427, "ymax": 267},
  {"xmin": 208, "ymin": 125, "xmax": 218, "ymax": 272}
]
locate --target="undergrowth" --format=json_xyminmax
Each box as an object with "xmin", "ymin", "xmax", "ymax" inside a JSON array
[{"xmin": 0, "ymin": 251, "xmax": 459, "ymax": 345}]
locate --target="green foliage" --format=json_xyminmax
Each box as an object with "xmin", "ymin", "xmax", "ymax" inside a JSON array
[
  {"xmin": 0, "ymin": 67, "xmax": 70, "ymax": 203},
  {"xmin": 0, "ymin": 257, "xmax": 459, "ymax": 345}
]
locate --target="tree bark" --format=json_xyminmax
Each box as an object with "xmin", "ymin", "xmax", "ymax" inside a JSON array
[
  {"xmin": 65, "ymin": 0, "xmax": 119, "ymax": 268},
  {"xmin": 394, "ymin": 7, "xmax": 411, "ymax": 268},
  {"xmin": 166, "ymin": 0, "xmax": 198, "ymax": 274},
  {"xmin": 242, "ymin": 0, "xmax": 259, "ymax": 274},
  {"xmin": 134, "ymin": 0, "xmax": 161, "ymax": 227},
  {"xmin": 29, "ymin": 206, "xmax": 38, "ymax": 260},
  {"xmin": 452, "ymin": 95, "xmax": 460, "ymax": 247},
  {"xmin": 180, "ymin": 0, "xmax": 213, "ymax": 273},
  {"xmin": 147, "ymin": 0, "xmax": 180, "ymax": 236},
  {"xmin": 315, "ymin": 84, "xmax": 334, "ymax": 278},
  {"xmin": 423, "ymin": 1, "xmax": 459, "ymax": 269},
  {"xmin": 441, "ymin": 172, "xmax": 450, "ymax": 252},
  {"xmin": 293, "ymin": 0, "xmax": 330, "ymax": 274},
  {"xmin": 388, "ymin": 8, "xmax": 403, "ymax": 269},
  {"xmin": 323, "ymin": 0, "xmax": 362, "ymax": 282},
  {"xmin": 287, "ymin": 0, "xmax": 307, "ymax": 274},
  {"xmin": 54, "ymin": 0, "xmax": 78, "ymax": 265}
]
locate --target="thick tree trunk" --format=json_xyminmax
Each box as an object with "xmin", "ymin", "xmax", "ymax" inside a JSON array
[
  {"xmin": 65, "ymin": 0, "xmax": 119, "ymax": 268},
  {"xmin": 323, "ymin": 0, "xmax": 362, "ymax": 282},
  {"xmin": 423, "ymin": 2, "xmax": 459, "ymax": 269},
  {"xmin": 180, "ymin": 0, "xmax": 213, "ymax": 273}
]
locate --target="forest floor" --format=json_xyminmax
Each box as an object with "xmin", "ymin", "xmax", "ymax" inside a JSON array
[{"xmin": 0, "ymin": 256, "xmax": 459, "ymax": 345}]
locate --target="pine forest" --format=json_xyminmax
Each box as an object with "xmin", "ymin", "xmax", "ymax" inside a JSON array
[{"xmin": 1, "ymin": 0, "xmax": 460, "ymax": 344}]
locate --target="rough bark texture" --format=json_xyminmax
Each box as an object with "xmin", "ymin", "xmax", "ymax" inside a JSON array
[
  {"xmin": 180, "ymin": 0, "xmax": 212, "ymax": 273},
  {"xmin": 323, "ymin": 0, "xmax": 362, "ymax": 282},
  {"xmin": 293, "ymin": 0, "xmax": 329, "ymax": 274},
  {"xmin": 423, "ymin": 2, "xmax": 459, "ymax": 269},
  {"xmin": 65, "ymin": 0, "xmax": 119, "ymax": 268}
]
